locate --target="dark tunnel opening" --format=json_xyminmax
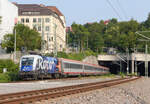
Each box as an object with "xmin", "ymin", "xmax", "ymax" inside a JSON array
[{"xmin": 99, "ymin": 61, "xmax": 150, "ymax": 76}]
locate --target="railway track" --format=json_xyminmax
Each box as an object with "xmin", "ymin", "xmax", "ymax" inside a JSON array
[{"xmin": 0, "ymin": 77, "xmax": 140, "ymax": 104}]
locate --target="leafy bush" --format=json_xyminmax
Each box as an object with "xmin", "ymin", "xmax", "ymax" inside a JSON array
[
  {"xmin": 0, "ymin": 73, "xmax": 11, "ymax": 83},
  {"xmin": 0, "ymin": 60, "xmax": 19, "ymax": 73},
  {"xmin": 0, "ymin": 60, "xmax": 19, "ymax": 82},
  {"xmin": 44, "ymin": 50, "xmax": 97, "ymax": 61},
  {"xmin": 7, "ymin": 72, "xmax": 20, "ymax": 81},
  {"xmin": 119, "ymin": 72, "xmax": 125, "ymax": 78},
  {"xmin": 0, "ymin": 72, "xmax": 20, "ymax": 83},
  {"xmin": 67, "ymin": 50, "xmax": 97, "ymax": 61},
  {"xmin": 57, "ymin": 52, "xmax": 68, "ymax": 58},
  {"xmin": 128, "ymin": 73, "xmax": 138, "ymax": 77}
]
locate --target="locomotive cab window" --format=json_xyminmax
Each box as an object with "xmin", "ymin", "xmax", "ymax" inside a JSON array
[{"xmin": 21, "ymin": 57, "xmax": 34, "ymax": 66}]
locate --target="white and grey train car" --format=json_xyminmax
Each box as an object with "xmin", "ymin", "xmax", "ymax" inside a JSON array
[{"xmin": 59, "ymin": 58, "xmax": 109, "ymax": 76}]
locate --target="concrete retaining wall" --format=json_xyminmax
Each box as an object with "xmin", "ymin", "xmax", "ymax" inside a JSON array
[
  {"xmin": 82, "ymin": 56, "xmax": 98, "ymax": 65},
  {"xmin": 0, "ymin": 54, "xmax": 11, "ymax": 60}
]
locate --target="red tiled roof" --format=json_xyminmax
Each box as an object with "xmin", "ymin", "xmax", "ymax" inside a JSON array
[
  {"xmin": 66, "ymin": 27, "xmax": 72, "ymax": 32},
  {"xmin": 46, "ymin": 6, "xmax": 63, "ymax": 16}
]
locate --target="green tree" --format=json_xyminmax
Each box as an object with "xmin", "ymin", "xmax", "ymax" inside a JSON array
[
  {"xmin": 0, "ymin": 16, "xmax": 1, "ymax": 24},
  {"xmin": 103, "ymin": 19, "xmax": 139, "ymax": 52},
  {"xmin": 85, "ymin": 22, "xmax": 105, "ymax": 52},
  {"xmin": 89, "ymin": 32, "xmax": 104, "ymax": 52},
  {"xmin": 71, "ymin": 23, "xmax": 90, "ymax": 52},
  {"xmin": 143, "ymin": 13, "xmax": 150, "ymax": 29},
  {"xmin": 68, "ymin": 17, "xmax": 148, "ymax": 54},
  {"xmin": 117, "ymin": 19, "xmax": 139, "ymax": 51},
  {"xmin": 1, "ymin": 24, "xmax": 41, "ymax": 53}
]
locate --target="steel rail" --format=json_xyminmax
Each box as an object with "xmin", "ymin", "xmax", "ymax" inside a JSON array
[{"xmin": 0, "ymin": 77, "xmax": 140, "ymax": 104}]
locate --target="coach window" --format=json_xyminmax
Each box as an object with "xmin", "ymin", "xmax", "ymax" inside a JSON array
[
  {"xmin": 70, "ymin": 64, "xmax": 82, "ymax": 69},
  {"xmin": 21, "ymin": 18, "xmax": 24, "ymax": 23},
  {"xmin": 64, "ymin": 63, "xmax": 70, "ymax": 68},
  {"xmin": 102, "ymin": 69, "xmax": 104, "ymax": 72}
]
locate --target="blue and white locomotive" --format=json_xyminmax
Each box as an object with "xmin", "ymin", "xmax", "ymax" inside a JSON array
[{"xmin": 19, "ymin": 54, "xmax": 109, "ymax": 79}]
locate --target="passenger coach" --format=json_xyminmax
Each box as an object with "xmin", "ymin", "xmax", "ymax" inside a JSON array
[{"xmin": 60, "ymin": 58, "xmax": 109, "ymax": 76}]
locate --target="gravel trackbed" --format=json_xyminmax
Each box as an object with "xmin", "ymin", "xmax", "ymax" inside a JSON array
[{"xmin": 37, "ymin": 77, "xmax": 150, "ymax": 104}]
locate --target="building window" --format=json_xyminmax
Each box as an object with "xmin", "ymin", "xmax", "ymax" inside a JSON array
[
  {"xmin": 46, "ymin": 33, "xmax": 48, "ymax": 36},
  {"xmin": 26, "ymin": 18, "xmax": 29, "ymax": 23},
  {"xmin": 60, "ymin": 44, "xmax": 62, "ymax": 48},
  {"xmin": 33, "ymin": 24, "xmax": 37, "ymax": 30},
  {"xmin": 51, "ymin": 37, "xmax": 53, "ymax": 41},
  {"xmin": 49, "ymin": 37, "xmax": 53, "ymax": 42},
  {"xmin": 38, "ymin": 18, "xmax": 41, "ymax": 23},
  {"xmin": 21, "ymin": 18, "xmax": 24, "ymax": 23},
  {"xmin": 38, "ymin": 26, "xmax": 41, "ymax": 31},
  {"xmin": 45, "ymin": 18, "xmax": 50, "ymax": 23},
  {"xmin": 33, "ymin": 18, "xmax": 36, "ymax": 23},
  {"xmin": 45, "ymin": 26, "xmax": 49, "ymax": 31}
]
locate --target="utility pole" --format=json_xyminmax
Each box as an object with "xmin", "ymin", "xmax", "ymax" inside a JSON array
[
  {"xmin": 87, "ymin": 36, "xmax": 88, "ymax": 49},
  {"xmin": 126, "ymin": 48, "xmax": 129, "ymax": 75},
  {"xmin": 47, "ymin": 29, "xmax": 50, "ymax": 51},
  {"xmin": 135, "ymin": 57, "xmax": 137, "ymax": 75},
  {"xmin": 54, "ymin": 24, "xmax": 57, "ymax": 57},
  {"xmin": 120, "ymin": 60, "xmax": 122, "ymax": 73},
  {"xmin": 14, "ymin": 29, "xmax": 16, "ymax": 62},
  {"xmin": 137, "ymin": 39, "xmax": 149, "ymax": 77},
  {"xmin": 136, "ymin": 31, "xmax": 150, "ymax": 77},
  {"xmin": 41, "ymin": 18, "xmax": 44, "ymax": 53},
  {"xmin": 66, "ymin": 32, "xmax": 68, "ymax": 48},
  {"xmin": 145, "ymin": 43, "xmax": 148, "ymax": 77}
]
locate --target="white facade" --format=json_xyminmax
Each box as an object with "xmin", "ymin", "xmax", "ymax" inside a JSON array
[
  {"xmin": 18, "ymin": 15, "xmax": 66, "ymax": 53},
  {"xmin": 16, "ymin": 4, "xmax": 66, "ymax": 53},
  {"xmin": 0, "ymin": 0, "xmax": 18, "ymax": 43}
]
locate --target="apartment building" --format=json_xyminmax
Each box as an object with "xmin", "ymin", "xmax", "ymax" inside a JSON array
[
  {"xmin": 16, "ymin": 4, "xmax": 66, "ymax": 53},
  {"xmin": 0, "ymin": 0, "xmax": 18, "ymax": 43}
]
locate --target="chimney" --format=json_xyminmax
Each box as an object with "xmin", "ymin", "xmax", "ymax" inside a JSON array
[
  {"xmin": 40, "ymin": 4, "xmax": 45, "ymax": 7},
  {"xmin": 12, "ymin": 2, "xmax": 17, "ymax": 5}
]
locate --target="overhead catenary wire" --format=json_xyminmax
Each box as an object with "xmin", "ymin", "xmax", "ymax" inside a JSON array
[
  {"xmin": 106, "ymin": 0, "xmax": 123, "ymax": 20},
  {"xmin": 116, "ymin": 0, "xmax": 128, "ymax": 20}
]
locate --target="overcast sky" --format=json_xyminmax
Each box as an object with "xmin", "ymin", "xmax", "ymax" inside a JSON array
[{"xmin": 10, "ymin": 0, "xmax": 150, "ymax": 26}]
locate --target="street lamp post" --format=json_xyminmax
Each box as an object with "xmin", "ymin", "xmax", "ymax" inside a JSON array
[
  {"xmin": 126, "ymin": 48, "xmax": 129, "ymax": 75},
  {"xmin": 120, "ymin": 60, "xmax": 122, "ymax": 73},
  {"xmin": 14, "ymin": 29, "xmax": 16, "ymax": 62},
  {"xmin": 145, "ymin": 43, "xmax": 148, "ymax": 77},
  {"xmin": 135, "ymin": 57, "xmax": 137, "ymax": 75},
  {"xmin": 54, "ymin": 24, "xmax": 57, "ymax": 57},
  {"xmin": 41, "ymin": 18, "xmax": 44, "ymax": 53}
]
